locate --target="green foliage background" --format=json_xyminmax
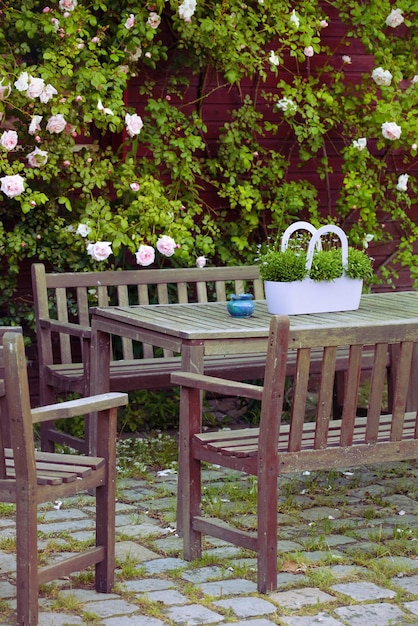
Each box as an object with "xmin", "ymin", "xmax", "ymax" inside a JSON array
[{"xmin": 0, "ymin": 0, "xmax": 417, "ymax": 326}]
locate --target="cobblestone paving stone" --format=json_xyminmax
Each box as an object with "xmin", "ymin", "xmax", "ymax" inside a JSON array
[{"xmin": 1, "ymin": 461, "xmax": 418, "ymax": 624}]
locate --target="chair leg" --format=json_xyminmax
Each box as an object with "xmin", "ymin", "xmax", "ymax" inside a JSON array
[
  {"xmin": 95, "ymin": 408, "xmax": 117, "ymax": 592},
  {"xmin": 16, "ymin": 488, "xmax": 39, "ymax": 626},
  {"xmin": 257, "ymin": 469, "xmax": 278, "ymax": 593},
  {"xmin": 183, "ymin": 454, "xmax": 202, "ymax": 561}
]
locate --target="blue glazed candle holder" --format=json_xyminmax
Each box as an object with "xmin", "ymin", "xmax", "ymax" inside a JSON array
[{"xmin": 227, "ymin": 293, "xmax": 255, "ymax": 318}]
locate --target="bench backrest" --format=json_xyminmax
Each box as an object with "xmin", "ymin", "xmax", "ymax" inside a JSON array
[
  {"xmin": 32, "ymin": 263, "xmax": 264, "ymax": 365},
  {"xmin": 261, "ymin": 316, "xmax": 418, "ymax": 472}
]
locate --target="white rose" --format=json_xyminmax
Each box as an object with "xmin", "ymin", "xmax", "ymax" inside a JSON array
[
  {"xmin": 1, "ymin": 130, "xmax": 18, "ymax": 151},
  {"xmin": 76, "ymin": 223, "xmax": 91, "ymax": 237},
  {"xmin": 14, "ymin": 72, "xmax": 29, "ymax": 92},
  {"xmin": 125, "ymin": 113, "xmax": 143, "ymax": 137},
  {"xmin": 372, "ymin": 67, "xmax": 392, "ymax": 86},
  {"xmin": 0, "ymin": 174, "xmax": 25, "ymax": 198},
  {"xmin": 352, "ymin": 137, "xmax": 367, "ymax": 151},
  {"xmin": 26, "ymin": 76, "xmax": 45, "ymax": 99},
  {"xmin": 386, "ymin": 8, "xmax": 404, "ymax": 28},
  {"xmin": 179, "ymin": 0, "xmax": 196, "ymax": 21},
  {"xmin": 289, "ymin": 9, "xmax": 300, "ymax": 28},
  {"xmin": 156, "ymin": 235, "xmax": 177, "ymax": 257},
  {"xmin": 276, "ymin": 97, "xmax": 296, "ymax": 113},
  {"xmin": 196, "ymin": 256, "xmax": 207, "ymax": 268},
  {"xmin": 396, "ymin": 174, "xmax": 409, "ymax": 192},
  {"xmin": 46, "ymin": 114, "xmax": 67, "ymax": 134},
  {"xmin": 381, "ymin": 121, "xmax": 402, "ymax": 141},
  {"xmin": 87, "ymin": 241, "xmax": 113, "ymax": 262},
  {"xmin": 97, "ymin": 99, "xmax": 114, "ymax": 116},
  {"xmin": 269, "ymin": 51, "xmax": 279, "ymax": 66},
  {"xmin": 28, "ymin": 115, "xmax": 43, "ymax": 135},
  {"xmin": 135, "ymin": 244, "xmax": 155, "ymax": 266},
  {"xmin": 40, "ymin": 84, "xmax": 58, "ymax": 103}
]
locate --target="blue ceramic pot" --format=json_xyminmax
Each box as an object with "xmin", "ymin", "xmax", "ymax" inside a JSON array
[{"xmin": 227, "ymin": 293, "xmax": 255, "ymax": 317}]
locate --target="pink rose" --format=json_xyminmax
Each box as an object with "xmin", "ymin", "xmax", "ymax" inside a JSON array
[
  {"xmin": 147, "ymin": 12, "xmax": 161, "ymax": 28},
  {"xmin": 381, "ymin": 121, "xmax": 402, "ymax": 141},
  {"xmin": 156, "ymin": 235, "xmax": 177, "ymax": 257},
  {"xmin": 304, "ymin": 46, "xmax": 314, "ymax": 58},
  {"xmin": 1, "ymin": 174, "xmax": 25, "ymax": 198},
  {"xmin": 59, "ymin": 0, "xmax": 77, "ymax": 10},
  {"xmin": 125, "ymin": 113, "xmax": 143, "ymax": 137},
  {"xmin": 0, "ymin": 79, "xmax": 11, "ymax": 100},
  {"xmin": 130, "ymin": 182, "xmax": 140, "ymax": 191},
  {"xmin": 1, "ymin": 130, "xmax": 18, "ymax": 151},
  {"xmin": 386, "ymin": 8, "xmax": 404, "ymax": 28},
  {"xmin": 27, "ymin": 147, "xmax": 48, "ymax": 167},
  {"xmin": 135, "ymin": 244, "xmax": 155, "ymax": 266},
  {"xmin": 125, "ymin": 13, "xmax": 135, "ymax": 29},
  {"xmin": 87, "ymin": 241, "xmax": 113, "ymax": 262},
  {"xmin": 46, "ymin": 114, "xmax": 67, "ymax": 134}
]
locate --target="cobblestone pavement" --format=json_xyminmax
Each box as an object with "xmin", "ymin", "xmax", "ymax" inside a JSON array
[{"xmin": 2, "ymin": 460, "xmax": 418, "ymax": 625}]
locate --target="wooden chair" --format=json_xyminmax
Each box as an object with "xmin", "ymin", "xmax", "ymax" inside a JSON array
[
  {"xmin": 171, "ymin": 315, "xmax": 418, "ymax": 593},
  {"xmin": 0, "ymin": 331, "xmax": 128, "ymax": 626}
]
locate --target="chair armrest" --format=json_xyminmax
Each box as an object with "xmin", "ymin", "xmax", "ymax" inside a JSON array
[
  {"xmin": 39, "ymin": 318, "xmax": 92, "ymax": 339},
  {"xmin": 171, "ymin": 372, "xmax": 263, "ymax": 401},
  {"xmin": 31, "ymin": 392, "xmax": 128, "ymax": 424}
]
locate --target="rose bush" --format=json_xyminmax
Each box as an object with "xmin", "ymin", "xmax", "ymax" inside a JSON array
[{"xmin": 0, "ymin": 0, "xmax": 417, "ymax": 326}]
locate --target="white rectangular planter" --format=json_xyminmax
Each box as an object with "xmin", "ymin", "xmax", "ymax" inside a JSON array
[{"xmin": 264, "ymin": 277, "xmax": 363, "ymax": 315}]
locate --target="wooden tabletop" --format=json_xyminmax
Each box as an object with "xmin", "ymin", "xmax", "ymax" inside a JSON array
[{"xmin": 91, "ymin": 291, "xmax": 418, "ymax": 341}]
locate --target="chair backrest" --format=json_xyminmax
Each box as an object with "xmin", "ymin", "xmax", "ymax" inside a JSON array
[
  {"xmin": 32, "ymin": 263, "xmax": 264, "ymax": 363},
  {"xmin": 3, "ymin": 332, "xmax": 36, "ymax": 488},
  {"xmin": 260, "ymin": 316, "xmax": 418, "ymax": 471},
  {"xmin": 0, "ymin": 331, "xmax": 35, "ymax": 487},
  {"xmin": 0, "ymin": 327, "xmax": 23, "ymax": 455}
]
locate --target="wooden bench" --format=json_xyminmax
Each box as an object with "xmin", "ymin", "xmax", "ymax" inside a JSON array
[
  {"xmin": 32, "ymin": 262, "xmax": 266, "ymax": 452},
  {"xmin": 171, "ymin": 315, "xmax": 418, "ymax": 593},
  {"xmin": 32, "ymin": 262, "xmax": 387, "ymax": 454},
  {"xmin": 0, "ymin": 331, "xmax": 127, "ymax": 626}
]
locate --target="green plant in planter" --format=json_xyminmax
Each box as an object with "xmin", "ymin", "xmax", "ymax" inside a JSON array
[{"xmin": 259, "ymin": 246, "xmax": 374, "ymax": 283}]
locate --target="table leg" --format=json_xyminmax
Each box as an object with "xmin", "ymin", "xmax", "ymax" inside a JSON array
[
  {"xmin": 407, "ymin": 343, "xmax": 418, "ymax": 411},
  {"xmin": 177, "ymin": 341, "xmax": 205, "ymax": 537},
  {"xmin": 89, "ymin": 320, "xmax": 111, "ymax": 455}
]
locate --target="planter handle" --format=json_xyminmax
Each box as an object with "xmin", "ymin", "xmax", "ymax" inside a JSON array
[
  {"xmin": 306, "ymin": 224, "xmax": 349, "ymax": 272},
  {"xmin": 280, "ymin": 221, "xmax": 319, "ymax": 252}
]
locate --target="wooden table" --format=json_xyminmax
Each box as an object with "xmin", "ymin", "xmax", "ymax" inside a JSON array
[{"xmin": 90, "ymin": 291, "xmax": 418, "ymax": 531}]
